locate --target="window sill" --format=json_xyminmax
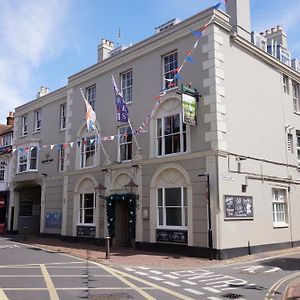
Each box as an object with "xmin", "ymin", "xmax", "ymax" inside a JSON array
[
  {"xmin": 77, "ymin": 224, "xmax": 96, "ymax": 226},
  {"xmin": 59, "ymin": 128, "xmax": 66, "ymax": 132},
  {"xmin": 20, "ymin": 134, "xmax": 28, "ymax": 138},
  {"xmin": 33, "ymin": 130, "xmax": 41, "ymax": 134},
  {"xmin": 156, "ymin": 226, "xmax": 188, "ymax": 230},
  {"xmin": 17, "ymin": 170, "xmax": 38, "ymax": 174},
  {"xmin": 273, "ymin": 223, "xmax": 289, "ymax": 228},
  {"xmin": 157, "ymin": 151, "xmax": 187, "ymax": 158}
]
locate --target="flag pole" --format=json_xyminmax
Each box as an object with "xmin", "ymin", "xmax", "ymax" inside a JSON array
[{"xmin": 127, "ymin": 118, "xmax": 141, "ymax": 151}]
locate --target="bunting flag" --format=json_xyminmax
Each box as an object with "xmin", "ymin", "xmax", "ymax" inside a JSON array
[
  {"xmin": 213, "ymin": 2, "xmax": 222, "ymax": 9},
  {"xmin": 111, "ymin": 75, "xmax": 129, "ymax": 122}
]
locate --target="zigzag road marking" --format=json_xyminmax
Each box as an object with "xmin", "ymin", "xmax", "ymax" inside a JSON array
[{"xmin": 0, "ymin": 289, "xmax": 9, "ymax": 300}]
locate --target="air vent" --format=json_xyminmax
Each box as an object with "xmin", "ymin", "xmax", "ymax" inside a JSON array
[{"xmin": 155, "ymin": 18, "xmax": 181, "ymax": 34}]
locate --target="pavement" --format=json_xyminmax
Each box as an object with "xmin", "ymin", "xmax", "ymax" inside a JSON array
[{"xmin": 3, "ymin": 234, "xmax": 300, "ymax": 299}]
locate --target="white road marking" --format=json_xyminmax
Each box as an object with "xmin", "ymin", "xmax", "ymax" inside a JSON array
[
  {"xmin": 0, "ymin": 245, "xmax": 19, "ymax": 249},
  {"xmin": 164, "ymin": 281, "xmax": 180, "ymax": 287},
  {"xmin": 124, "ymin": 268, "xmax": 135, "ymax": 272},
  {"xmin": 181, "ymin": 280, "xmax": 197, "ymax": 285},
  {"xmin": 0, "ymin": 289, "xmax": 9, "ymax": 300},
  {"xmin": 202, "ymin": 286, "xmax": 221, "ymax": 293},
  {"xmin": 137, "ymin": 267, "xmax": 149, "ymax": 270},
  {"xmin": 148, "ymin": 276, "xmax": 164, "ymax": 281},
  {"xmin": 150, "ymin": 270, "xmax": 163, "ymax": 275},
  {"xmin": 207, "ymin": 298, "xmax": 223, "ymax": 300},
  {"xmin": 163, "ymin": 274, "xmax": 179, "ymax": 279},
  {"xmin": 184, "ymin": 288, "xmax": 204, "ymax": 295},
  {"xmin": 135, "ymin": 271, "xmax": 149, "ymax": 276},
  {"xmin": 264, "ymin": 267, "xmax": 281, "ymax": 273}
]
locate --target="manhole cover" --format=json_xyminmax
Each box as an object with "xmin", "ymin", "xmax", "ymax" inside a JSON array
[
  {"xmin": 222, "ymin": 293, "xmax": 243, "ymax": 299},
  {"xmin": 90, "ymin": 293, "xmax": 133, "ymax": 300}
]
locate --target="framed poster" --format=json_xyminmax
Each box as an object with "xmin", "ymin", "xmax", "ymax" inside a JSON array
[
  {"xmin": 224, "ymin": 195, "xmax": 253, "ymax": 220},
  {"xmin": 45, "ymin": 212, "xmax": 62, "ymax": 228},
  {"xmin": 182, "ymin": 93, "xmax": 197, "ymax": 126}
]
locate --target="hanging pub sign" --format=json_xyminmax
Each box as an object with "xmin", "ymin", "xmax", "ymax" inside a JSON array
[{"xmin": 180, "ymin": 84, "xmax": 199, "ymax": 126}]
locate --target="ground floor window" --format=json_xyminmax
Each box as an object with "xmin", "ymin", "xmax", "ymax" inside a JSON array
[
  {"xmin": 272, "ymin": 188, "xmax": 288, "ymax": 227},
  {"xmin": 78, "ymin": 193, "xmax": 95, "ymax": 225},
  {"xmin": 157, "ymin": 187, "xmax": 187, "ymax": 228}
]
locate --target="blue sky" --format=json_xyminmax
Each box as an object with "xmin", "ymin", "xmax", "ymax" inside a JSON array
[{"xmin": 0, "ymin": 0, "xmax": 299, "ymax": 123}]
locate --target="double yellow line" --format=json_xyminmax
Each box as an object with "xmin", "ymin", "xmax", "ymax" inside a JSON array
[{"xmin": 265, "ymin": 271, "xmax": 300, "ymax": 299}]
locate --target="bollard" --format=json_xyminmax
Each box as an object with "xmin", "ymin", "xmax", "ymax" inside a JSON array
[
  {"xmin": 105, "ymin": 236, "xmax": 111, "ymax": 259},
  {"xmin": 24, "ymin": 227, "xmax": 28, "ymax": 241}
]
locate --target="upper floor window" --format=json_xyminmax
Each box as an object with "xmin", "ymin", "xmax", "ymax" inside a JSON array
[
  {"xmin": 287, "ymin": 133, "xmax": 293, "ymax": 153},
  {"xmin": 79, "ymin": 193, "xmax": 95, "ymax": 225},
  {"xmin": 121, "ymin": 70, "xmax": 133, "ymax": 103},
  {"xmin": 34, "ymin": 109, "xmax": 41, "ymax": 132},
  {"xmin": 80, "ymin": 136, "xmax": 96, "ymax": 168},
  {"xmin": 0, "ymin": 162, "xmax": 5, "ymax": 181},
  {"xmin": 86, "ymin": 85, "xmax": 96, "ymax": 110},
  {"xmin": 163, "ymin": 51, "xmax": 178, "ymax": 90},
  {"xmin": 272, "ymin": 188, "xmax": 288, "ymax": 227},
  {"xmin": 118, "ymin": 125, "xmax": 132, "ymax": 161},
  {"xmin": 292, "ymin": 82, "xmax": 300, "ymax": 113},
  {"xmin": 18, "ymin": 147, "xmax": 38, "ymax": 173},
  {"xmin": 283, "ymin": 75, "xmax": 289, "ymax": 94},
  {"xmin": 60, "ymin": 103, "xmax": 66, "ymax": 130},
  {"xmin": 21, "ymin": 115, "xmax": 28, "ymax": 136},
  {"xmin": 58, "ymin": 146, "xmax": 65, "ymax": 172},
  {"xmin": 1, "ymin": 133, "xmax": 12, "ymax": 147},
  {"xmin": 157, "ymin": 114, "xmax": 186, "ymax": 156},
  {"xmin": 157, "ymin": 187, "xmax": 187, "ymax": 229},
  {"xmin": 297, "ymin": 131, "xmax": 300, "ymax": 165}
]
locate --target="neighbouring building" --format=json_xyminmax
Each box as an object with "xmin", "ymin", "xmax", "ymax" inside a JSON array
[
  {"xmin": 0, "ymin": 112, "xmax": 14, "ymax": 234},
  {"xmin": 8, "ymin": 0, "xmax": 300, "ymax": 259}
]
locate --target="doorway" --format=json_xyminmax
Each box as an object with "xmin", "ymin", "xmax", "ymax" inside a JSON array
[{"xmin": 114, "ymin": 200, "xmax": 129, "ymax": 247}]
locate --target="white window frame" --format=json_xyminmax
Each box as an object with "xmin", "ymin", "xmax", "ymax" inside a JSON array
[
  {"xmin": 86, "ymin": 85, "xmax": 96, "ymax": 110},
  {"xmin": 34, "ymin": 109, "xmax": 42, "ymax": 132},
  {"xmin": 272, "ymin": 188, "xmax": 288, "ymax": 227},
  {"xmin": 121, "ymin": 70, "xmax": 133, "ymax": 103},
  {"xmin": 283, "ymin": 75, "xmax": 289, "ymax": 94},
  {"xmin": 118, "ymin": 125, "xmax": 132, "ymax": 162},
  {"xmin": 21, "ymin": 115, "xmax": 28, "ymax": 136},
  {"xmin": 78, "ymin": 193, "xmax": 96, "ymax": 225},
  {"xmin": 0, "ymin": 162, "xmax": 5, "ymax": 181},
  {"xmin": 293, "ymin": 82, "xmax": 300, "ymax": 113},
  {"xmin": 287, "ymin": 133, "xmax": 293, "ymax": 153},
  {"xmin": 156, "ymin": 113, "xmax": 186, "ymax": 156},
  {"xmin": 157, "ymin": 187, "xmax": 187, "ymax": 230},
  {"xmin": 60, "ymin": 103, "xmax": 66, "ymax": 130},
  {"xmin": 163, "ymin": 51, "xmax": 178, "ymax": 90},
  {"xmin": 17, "ymin": 146, "xmax": 38, "ymax": 173},
  {"xmin": 58, "ymin": 146, "xmax": 65, "ymax": 172},
  {"xmin": 80, "ymin": 136, "xmax": 97, "ymax": 169},
  {"xmin": 297, "ymin": 130, "xmax": 300, "ymax": 165},
  {"xmin": 2, "ymin": 133, "xmax": 12, "ymax": 147}
]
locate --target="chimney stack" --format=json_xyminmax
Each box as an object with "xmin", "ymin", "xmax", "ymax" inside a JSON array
[
  {"xmin": 226, "ymin": 0, "xmax": 251, "ymax": 41},
  {"xmin": 97, "ymin": 39, "xmax": 114, "ymax": 62},
  {"xmin": 37, "ymin": 86, "xmax": 49, "ymax": 98},
  {"xmin": 6, "ymin": 112, "xmax": 14, "ymax": 126}
]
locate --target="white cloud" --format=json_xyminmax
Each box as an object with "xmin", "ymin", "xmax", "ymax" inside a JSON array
[{"xmin": 0, "ymin": 0, "xmax": 70, "ymax": 122}]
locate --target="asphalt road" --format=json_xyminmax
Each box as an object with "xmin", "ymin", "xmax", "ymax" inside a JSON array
[{"xmin": 0, "ymin": 237, "xmax": 300, "ymax": 299}]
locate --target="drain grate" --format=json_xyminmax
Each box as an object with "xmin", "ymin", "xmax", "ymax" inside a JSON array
[
  {"xmin": 222, "ymin": 293, "xmax": 244, "ymax": 299},
  {"xmin": 90, "ymin": 293, "xmax": 133, "ymax": 300}
]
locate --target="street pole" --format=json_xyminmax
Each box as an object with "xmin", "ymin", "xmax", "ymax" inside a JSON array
[{"xmin": 199, "ymin": 173, "xmax": 213, "ymax": 260}]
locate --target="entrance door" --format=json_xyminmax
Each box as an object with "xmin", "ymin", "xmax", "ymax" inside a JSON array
[{"xmin": 114, "ymin": 201, "xmax": 129, "ymax": 247}]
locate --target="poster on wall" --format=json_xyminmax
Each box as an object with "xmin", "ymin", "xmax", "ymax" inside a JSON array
[
  {"xmin": 224, "ymin": 195, "xmax": 253, "ymax": 219},
  {"xmin": 45, "ymin": 212, "xmax": 62, "ymax": 228},
  {"xmin": 182, "ymin": 93, "xmax": 197, "ymax": 126}
]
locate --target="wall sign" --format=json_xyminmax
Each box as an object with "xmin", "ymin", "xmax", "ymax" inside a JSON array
[
  {"xmin": 45, "ymin": 212, "xmax": 62, "ymax": 228},
  {"xmin": 156, "ymin": 229, "xmax": 187, "ymax": 244},
  {"xmin": 77, "ymin": 225, "xmax": 95, "ymax": 237},
  {"xmin": 224, "ymin": 195, "xmax": 253, "ymax": 220},
  {"xmin": 182, "ymin": 93, "xmax": 197, "ymax": 126}
]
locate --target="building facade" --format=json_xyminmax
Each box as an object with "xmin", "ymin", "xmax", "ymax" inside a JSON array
[{"xmin": 8, "ymin": 0, "xmax": 300, "ymax": 259}]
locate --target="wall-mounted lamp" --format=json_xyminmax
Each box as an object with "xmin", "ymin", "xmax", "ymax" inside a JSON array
[
  {"xmin": 94, "ymin": 182, "xmax": 106, "ymax": 199},
  {"xmin": 124, "ymin": 179, "xmax": 138, "ymax": 195}
]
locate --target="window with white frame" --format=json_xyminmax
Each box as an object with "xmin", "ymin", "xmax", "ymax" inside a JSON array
[
  {"xmin": 287, "ymin": 133, "xmax": 293, "ymax": 153},
  {"xmin": 21, "ymin": 115, "xmax": 28, "ymax": 136},
  {"xmin": 80, "ymin": 136, "xmax": 96, "ymax": 168},
  {"xmin": 118, "ymin": 125, "xmax": 132, "ymax": 161},
  {"xmin": 157, "ymin": 114, "xmax": 186, "ymax": 156},
  {"xmin": 297, "ymin": 131, "xmax": 300, "ymax": 165},
  {"xmin": 157, "ymin": 187, "xmax": 187, "ymax": 228},
  {"xmin": 163, "ymin": 51, "xmax": 178, "ymax": 90},
  {"xmin": 283, "ymin": 75, "xmax": 289, "ymax": 94},
  {"xmin": 293, "ymin": 82, "xmax": 300, "ymax": 113},
  {"xmin": 121, "ymin": 70, "xmax": 133, "ymax": 103},
  {"xmin": 78, "ymin": 193, "xmax": 95, "ymax": 225},
  {"xmin": 272, "ymin": 188, "xmax": 288, "ymax": 226},
  {"xmin": 1, "ymin": 133, "xmax": 12, "ymax": 147},
  {"xmin": 60, "ymin": 103, "xmax": 66, "ymax": 130},
  {"xmin": 34, "ymin": 109, "xmax": 41, "ymax": 132},
  {"xmin": 86, "ymin": 85, "xmax": 96, "ymax": 110},
  {"xmin": 0, "ymin": 162, "xmax": 5, "ymax": 181},
  {"xmin": 58, "ymin": 146, "xmax": 65, "ymax": 172},
  {"xmin": 18, "ymin": 147, "xmax": 38, "ymax": 173}
]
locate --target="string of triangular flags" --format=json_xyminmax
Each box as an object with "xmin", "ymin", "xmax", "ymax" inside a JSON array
[{"xmin": 12, "ymin": 2, "xmax": 222, "ymax": 154}]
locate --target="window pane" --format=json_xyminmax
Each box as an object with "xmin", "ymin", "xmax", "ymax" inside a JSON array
[
  {"xmin": 157, "ymin": 137, "xmax": 162, "ymax": 156},
  {"xmin": 157, "ymin": 119, "xmax": 162, "ymax": 137},
  {"xmin": 158, "ymin": 208, "xmax": 163, "ymax": 225},
  {"xmin": 158, "ymin": 189, "xmax": 162, "ymax": 206},
  {"xmin": 165, "ymin": 136, "xmax": 172, "ymax": 154},
  {"xmin": 173, "ymin": 115, "xmax": 180, "ymax": 133},
  {"xmin": 165, "ymin": 188, "xmax": 181, "ymax": 206},
  {"xmin": 164, "ymin": 116, "xmax": 172, "ymax": 135},
  {"xmin": 173, "ymin": 134, "xmax": 181, "ymax": 153},
  {"xmin": 166, "ymin": 208, "xmax": 182, "ymax": 226}
]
